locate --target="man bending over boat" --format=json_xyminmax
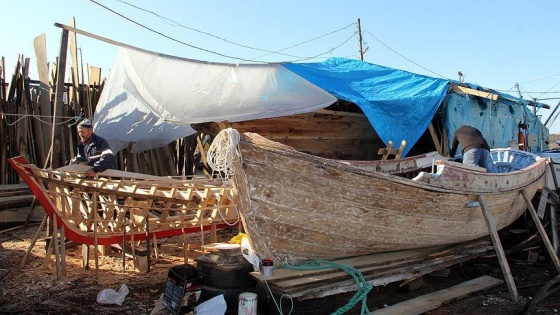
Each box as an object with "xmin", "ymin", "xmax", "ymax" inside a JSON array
[
  {"xmin": 449, "ymin": 125, "xmax": 494, "ymax": 173},
  {"xmin": 72, "ymin": 118, "xmax": 115, "ymax": 177}
]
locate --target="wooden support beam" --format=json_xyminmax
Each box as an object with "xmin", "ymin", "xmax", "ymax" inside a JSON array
[
  {"xmin": 53, "ymin": 215, "xmax": 61, "ymax": 280},
  {"xmin": 59, "ymin": 226, "xmax": 67, "ymax": 279},
  {"xmin": 521, "ymin": 189, "xmax": 560, "ymax": 272},
  {"xmin": 451, "ymin": 84, "xmax": 499, "ymax": 101},
  {"xmin": 428, "ymin": 122, "xmax": 442, "ymax": 154},
  {"xmin": 395, "ymin": 140, "xmax": 407, "ymax": 160},
  {"xmin": 551, "ymin": 205, "xmax": 559, "ymax": 254},
  {"xmin": 477, "ymin": 195, "xmax": 519, "ymax": 302},
  {"xmin": 379, "ymin": 141, "xmax": 393, "ymax": 160},
  {"xmin": 82, "ymin": 244, "xmax": 90, "ymax": 269},
  {"xmin": 20, "ymin": 215, "xmax": 47, "ymax": 269}
]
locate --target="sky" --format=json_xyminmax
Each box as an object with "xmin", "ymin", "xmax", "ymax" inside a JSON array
[{"xmin": 3, "ymin": 0, "xmax": 560, "ymax": 132}]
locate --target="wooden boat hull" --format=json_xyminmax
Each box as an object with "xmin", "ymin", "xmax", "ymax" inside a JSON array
[{"xmin": 229, "ymin": 131, "xmax": 547, "ymax": 264}]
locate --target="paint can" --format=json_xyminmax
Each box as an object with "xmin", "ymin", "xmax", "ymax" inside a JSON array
[
  {"xmin": 238, "ymin": 292, "xmax": 257, "ymax": 315},
  {"xmin": 261, "ymin": 258, "xmax": 273, "ymax": 277}
]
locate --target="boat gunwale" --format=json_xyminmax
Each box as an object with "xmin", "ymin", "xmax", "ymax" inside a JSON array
[{"xmin": 240, "ymin": 132, "xmax": 548, "ymax": 195}]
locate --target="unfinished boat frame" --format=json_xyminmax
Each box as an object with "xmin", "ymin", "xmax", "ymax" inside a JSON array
[{"xmin": 9, "ymin": 156, "xmax": 238, "ymax": 246}]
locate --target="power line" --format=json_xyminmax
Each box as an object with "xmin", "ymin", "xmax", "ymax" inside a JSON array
[
  {"xmin": 250, "ymin": 23, "xmax": 356, "ymax": 61},
  {"xmin": 362, "ymin": 30, "xmax": 448, "ymax": 80},
  {"xmin": 497, "ymin": 90, "xmax": 560, "ymax": 94},
  {"xmin": 114, "ymin": 0, "xmax": 305, "ymax": 59},
  {"xmin": 536, "ymin": 80, "xmax": 560, "ymax": 102},
  {"xmin": 90, "ymin": 0, "xmax": 256, "ymax": 62},
  {"xmin": 520, "ymin": 73, "xmax": 560, "ymax": 85},
  {"xmin": 91, "ymin": 0, "xmax": 357, "ymax": 63},
  {"xmin": 284, "ymin": 31, "xmax": 359, "ymax": 63}
]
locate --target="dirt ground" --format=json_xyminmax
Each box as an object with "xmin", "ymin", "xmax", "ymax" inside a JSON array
[{"xmin": 0, "ymin": 223, "xmax": 559, "ymax": 315}]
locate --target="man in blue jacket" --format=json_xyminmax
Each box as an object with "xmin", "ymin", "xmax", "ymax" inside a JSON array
[{"xmin": 73, "ymin": 119, "xmax": 115, "ymax": 177}]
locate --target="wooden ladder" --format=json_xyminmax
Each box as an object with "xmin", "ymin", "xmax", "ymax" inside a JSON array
[{"xmin": 378, "ymin": 140, "xmax": 407, "ymax": 160}]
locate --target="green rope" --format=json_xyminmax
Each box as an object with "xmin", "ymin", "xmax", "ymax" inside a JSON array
[{"xmin": 282, "ymin": 259, "xmax": 373, "ymax": 315}]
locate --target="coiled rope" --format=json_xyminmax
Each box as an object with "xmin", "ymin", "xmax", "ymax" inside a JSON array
[
  {"xmin": 282, "ymin": 260, "xmax": 373, "ymax": 314},
  {"xmin": 207, "ymin": 128, "xmax": 241, "ymax": 180},
  {"xmin": 206, "ymin": 128, "xmax": 242, "ymax": 226}
]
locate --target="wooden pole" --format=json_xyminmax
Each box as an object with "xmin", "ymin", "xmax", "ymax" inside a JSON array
[
  {"xmin": 19, "ymin": 215, "xmax": 47, "ymax": 269},
  {"xmin": 551, "ymin": 205, "xmax": 559, "ymax": 254},
  {"xmin": 52, "ymin": 215, "xmax": 61, "ymax": 281},
  {"xmin": 122, "ymin": 221, "xmax": 126, "ymax": 273},
  {"xmin": 145, "ymin": 218, "xmax": 151, "ymax": 273},
  {"xmin": 521, "ymin": 189, "xmax": 560, "ymax": 272},
  {"xmin": 546, "ymin": 159, "xmax": 560, "ymax": 254},
  {"xmin": 477, "ymin": 195, "xmax": 519, "ymax": 302},
  {"xmin": 93, "ymin": 191, "xmax": 99, "ymax": 281},
  {"xmin": 59, "ymin": 226, "xmax": 67, "ymax": 280},
  {"xmin": 357, "ymin": 18, "xmax": 364, "ymax": 61},
  {"xmin": 51, "ymin": 29, "xmax": 69, "ymax": 169},
  {"xmin": 182, "ymin": 224, "xmax": 188, "ymax": 263}
]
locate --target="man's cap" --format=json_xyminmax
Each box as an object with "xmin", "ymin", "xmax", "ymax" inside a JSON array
[{"xmin": 78, "ymin": 119, "xmax": 93, "ymax": 129}]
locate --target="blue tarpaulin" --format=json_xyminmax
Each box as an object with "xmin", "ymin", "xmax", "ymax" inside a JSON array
[{"xmin": 284, "ymin": 58, "xmax": 449, "ymax": 157}]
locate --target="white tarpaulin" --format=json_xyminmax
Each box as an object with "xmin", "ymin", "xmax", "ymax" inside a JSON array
[{"xmin": 95, "ymin": 47, "xmax": 337, "ymax": 152}]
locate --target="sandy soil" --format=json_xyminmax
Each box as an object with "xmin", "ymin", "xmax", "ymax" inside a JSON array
[{"xmin": 0, "ymin": 223, "xmax": 559, "ymax": 315}]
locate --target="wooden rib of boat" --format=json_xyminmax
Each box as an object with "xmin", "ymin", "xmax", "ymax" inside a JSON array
[
  {"xmin": 8, "ymin": 156, "xmax": 238, "ymax": 246},
  {"xmin": 210, "ymin": 129, "xmax": 548, "ymax": 265}
]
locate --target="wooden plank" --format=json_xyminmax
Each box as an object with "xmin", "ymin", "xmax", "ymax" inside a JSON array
[
  {"xmin": 370, "ymin": 276, "xmax": 503, "ymax": 315},
  {"xmin": 537, "ymin": 188, "xmax": 549, "ymax": 219},
  {"xmin": 33, "ymin": 33, "xmax": 50, "ymax": 168},
  {"xmin": 395, "ymin": 140, "xmax": 407, "ymax": 160},
  {"xmin": 551, "ymin": 205, "xmax": 559, "ymax": 254},
  {"xmin": 380, "ymin": 141, "xmax": 393, "ymax": 160},
  {"xmin": 51, "ymin": 29, "xmax": 69, "ymax": 169},
  {"xmin": 451, "ymin": 84, "xmax": 499, "ymax": 101},
  {"xmin": 89, "ymin": 66, "xmax": 101, "ymax": 86},
  {"xmin": 428, "ymin": 122, "xmax": 442, "ymax": 154},
  {"xmin": 69, "ymin": 18, "xmax": 80, "ymax": 106},
  {"xmin": 478, "ymin": 195, "xmax": 519, "ymax": 302}
]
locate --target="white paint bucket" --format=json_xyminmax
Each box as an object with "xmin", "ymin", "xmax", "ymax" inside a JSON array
[{"xmin": 238, "ymin": 292, "xmax": 257, "ymax": 315}]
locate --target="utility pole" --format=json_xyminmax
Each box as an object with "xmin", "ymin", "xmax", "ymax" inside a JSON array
[{"xmin": 357, "ymin": 18, "xmax": 364, "ymax": 61}]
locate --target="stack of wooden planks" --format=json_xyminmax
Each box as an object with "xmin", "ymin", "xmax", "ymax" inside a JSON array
[
  {"xmin": 0, "ymin": 184, "xmax": 43, "ymax": 226},
  {"xmin": 250, "ymin": 238, "xmax": 493, "ymax": 301}
]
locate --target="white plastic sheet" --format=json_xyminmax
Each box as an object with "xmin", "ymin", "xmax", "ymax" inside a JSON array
[
  {"xmin": 95, "ymin": 47, "xmax": 336, "ymax": 152},
  {"xmin": 96, "ymin": 284, "xmax": 129, "ymax": 306}
]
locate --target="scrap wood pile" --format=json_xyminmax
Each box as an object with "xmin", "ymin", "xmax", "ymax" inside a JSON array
[
  {"xmin": 0, "ymin": 184, "xmax": 34, "ymax": 211},
  {"xmin": 504, "ymin": 186, "xmax": 560, "ymax": 265},
  {"xmin": 0, "ymin": 51, "xmax": 214, "ymax": 187},
  {"xmin": 0, "ymin": 183, "xmax": 42, "ymax": 228},
  {"xmin": 250, "ymin": 238, "xmax": 493, "ymax": 301}
]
